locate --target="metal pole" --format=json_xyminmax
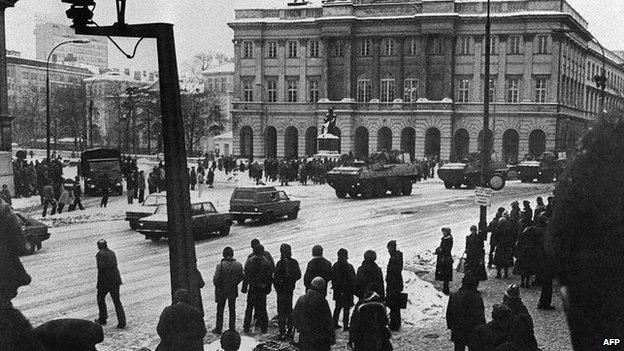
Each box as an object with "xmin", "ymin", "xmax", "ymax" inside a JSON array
[{"xmin": 479, "ymin": 0, "xmax": 492, "ymax": 237}]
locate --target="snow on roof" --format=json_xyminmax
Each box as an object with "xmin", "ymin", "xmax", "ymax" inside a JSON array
[
  {"xmin": 213, "ymin": 131, "xmax": 233, "ymax": 140},
  {"xmin": 203, "ymin": 63, "xmax": 235, "ymax": 75},
  {"xmin": 235, "ymin": 0, "xmax": 319, "ymax": 10},
  {"xmin": 84, "ymin": 71, "xmax": 152, "ymax": 83}
]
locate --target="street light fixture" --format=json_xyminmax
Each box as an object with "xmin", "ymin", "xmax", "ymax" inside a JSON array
[{"xmin": 46, "ymin": 39, "xmax": 90, "ymax": 160}]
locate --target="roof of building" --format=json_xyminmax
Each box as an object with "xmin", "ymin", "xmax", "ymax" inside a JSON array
[
  {"xmin": 236, "ymin": 0, "xmax": 318, "ymax": 9},
  {"xmin": 6, "ymin": 55, "xmax": 94, "ymax": 76},
  {"xmin": 84, "ymin": 71, "xmax": 155, "ymax": 84},
  {"xmin": 203, "ymin": 63, "xmax": 235, "ymax": 75}
]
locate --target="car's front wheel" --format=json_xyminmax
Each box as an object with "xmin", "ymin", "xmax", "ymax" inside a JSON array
[
  {"xmin": 288, "ymin": 209, "xmax": 299, "ymax": 220},
  {"xmin": 219, "ymin": 226, "xmax": 231, "ymax": 236},
  {"xmin": 148, "ymin": 235, "xmax": 161, "ymax": 243}
]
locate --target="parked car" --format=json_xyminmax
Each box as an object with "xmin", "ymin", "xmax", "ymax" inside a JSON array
[
  {"xmin": 16, "ymin": 212, "xmax": 50, "ymax": 255},
  {"xmin": 125, "ymin": 193, "xmax": 167, "ymax": 230},
  {"xmin": 229, "ymin": 186, "xmax": 300, "ymax": 224},
  {"xmin": 136, "ymin": 199, "xmax": 232, "ymax": 242}
]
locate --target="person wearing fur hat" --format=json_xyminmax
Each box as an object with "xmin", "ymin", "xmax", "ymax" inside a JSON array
[
  {"xmin": 331, "ymin": 248, "xmax": 356, "ymax": 331},
  {"xmin": 435, "ymin": 228, "xmax": 454, "ymax": 295},
  {"xmin": 273, "ymin": 243, "xmax": 301, "ymax": 338},
  {"xmin": 501, "ymin": 284, "xmax": 538, "ymax": 350},
  {"xmin": 355, "ymin": 250, "xmax": 385, "ymax": 300},
  {"xmin": 292, "ymin": 277, "xmax": 335, "ymax": 351},
  {"xmin": 446, "ymin": 270, "xmax": 485, "ymax": 351},
  {"xmin": 348, "ymin": 291, "xmax": 392, "ymax": 351}
]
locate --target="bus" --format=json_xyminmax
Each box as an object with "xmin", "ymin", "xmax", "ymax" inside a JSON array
[{"xmin": 80, "ymin": 148, "xmax": 123, "ymax": 196}]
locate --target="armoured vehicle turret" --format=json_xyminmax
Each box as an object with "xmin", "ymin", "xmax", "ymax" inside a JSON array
[
  {"xmin": 437, "ymin": 152, "xmax": 508, "ymax": 190},
  {"xmin": 325, "ymin": 150, "xmax": 423, "ymax": 199},
  {"xmin": 517, "ymin": 151, "xmax": 566, "ymax": 183}
]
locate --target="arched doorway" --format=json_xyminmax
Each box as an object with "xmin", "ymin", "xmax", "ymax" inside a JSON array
[
  {"xmin": 453, "ymin": 129, "xmax": 469, "ymax": 161},
  {"xmin": 529, "ymin": 129, "xmax": 546, "ymax": 157},
  {"xmin": 377, "ymin": 127, "xmax": 392, "ymax": 151},
  {"xmin": 478, "ymin": 129, "xmax": 494, "ymax": 153},
  {"xmin": 284, "ymin": 126, "xmax": 298, "ymax": 159},
  {"xmin": 502, "ymin": 129, "xmax": 519, "ymax": 163},
  {"xmin": 239, "ymin": 126, "xmax": 253, "ymax": 158},
  {"xmin": 305, "ymin": 126, "xmax": 318, "ymax": 156},
  {"xmin": 400, "ymin": 127, "xmax": 416, "ymax": 160},
  {"xmin": 424, "ymin": 127, "xmax": 441, "ymax": 158},
  {"xmin": 264, "ymin": 126, "xmax": 277, "ymax": 158},
  {"xmin": 354, "ymin": 126, "xmax": 369, "ymax": 158}
]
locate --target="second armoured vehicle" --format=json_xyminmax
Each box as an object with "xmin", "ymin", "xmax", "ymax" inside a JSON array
[
  {"xmin": 325, "ymin": 150, "xmax": 423, "ymax": 199},
  {"xmin": 437, "ymin": 153, "xmax": 508, "ymax": 191},
  {"xmin": 517, "ymin": 151, "xmax": 566, "ymax": 183}
]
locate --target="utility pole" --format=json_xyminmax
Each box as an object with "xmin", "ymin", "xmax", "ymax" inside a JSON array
[
  {"xmin": 61, "ymin": 1, "xmax": 202, "ymax": 311},
  {"xmin": 479, "ymin": 0, "xmax": 492, "ymax": 237}
]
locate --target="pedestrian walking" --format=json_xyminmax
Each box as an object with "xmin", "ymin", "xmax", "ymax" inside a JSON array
[
  {"xmin": 126, "ymin": 173, "xmax": 134, "ymax": 205},
  {"xmin": 501, "ymin": 284, "xmax": 538, "ymax": 350},
  {"xmin": 386, "ymin": 240, "xmax": 404, "ymax": 331},
  {"xmin": 196, "ymin": 170, "xmax": 205, "ymax": 198},
  {"xmin": 493, "ymin": 216, "xmax": 514, "ymax": 279},
  {"xmin": 189, "ymin": 166, "xmax": 197, "ymax": 190},
  {"xmin": 435, "ymin": 228, "xmax": 454, "ymax": 295},
  {"xmin": 137, "ymin": 171, "xmax": 146, "ymax": 203},
  {"xmin": 41, "ymin": 181, "xmax": 56, "ymax": 217},
  {"xmin": 273, "ymin": 243, "xmax": 301, "ymax": 339},
  {"xmin": 446, "ymin": 271, "xmax": 485, "ymax": 351},
  {"xmin": 292, "ymin": 277, "xmax": 335, "ymax": 351},
  {"xmin": 56, "ymin": 184, "xmax": 73, "ymax": 214},
  {"xmin": 487, "ymin": 208, "xmax": 505, "ymax": 268},
  {"xmin": 212, "ymin": 247, "xmax": 244, "ymax": 334},
  {"xmin": 242, "ymin": 244, "xmax": 272, "ymax": 334},
  {"xmin": 1, "ymin": 184, "xmax": 12, "ymax": 206},
  {"xmin": 156, "ymin": 289, "xmax": 206, "ymax": 351},
  {"xmin": 148, "ymin": 169, "xmax": 158, "ymax": 194},
  {"xmin": 94, "ymin": 239, "xmax": 126, "ymax": 329},
  {"xmin": 303, "ymin": 245, "xmax": 332, "ymax": 290},
  {"xmin": 355, "ymin": 250, "xmax": 385, "ymax": 300},
  {"xmin": 72, "ymin": 176, "xmax": 85, "ymax": 211},
  {"xmin": 348, "ymin": 291, "xmax": 392, "ymax": 351},
  {"xmin": 207, "ymin": 168, "xmax": 215, "ymax": 188},
  {"xmin": 99, "ymin": 176, "xmax": 110, "ymax": 208},
  {"xmin": 331, "ymin": 248, "xmax": 355, "ymax": 331},
  {"xmin": 0, "ymin": 200, "xmax": 31, "ymax": 306},
  {"xmin": 471, "ymin": 304, "xmax": 514, "ymax": 350},
  {"xmin": 465, "ymin": 225, "xmax": 487, "ymax": 281}
]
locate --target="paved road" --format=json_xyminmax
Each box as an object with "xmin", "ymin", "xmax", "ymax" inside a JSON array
[{"xmin": 13, "ymin": 179, "xmax": 554, "ymax": 350}]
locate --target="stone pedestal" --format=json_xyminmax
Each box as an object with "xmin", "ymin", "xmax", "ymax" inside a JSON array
[{"xmin": 317, "ymin": 133, "xmax": 340, "ymax": 155}]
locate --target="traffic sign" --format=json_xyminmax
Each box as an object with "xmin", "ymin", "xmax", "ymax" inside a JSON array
[{"xmin": 475, "ymin": 187, "xmax": 492, "ymax": 207}]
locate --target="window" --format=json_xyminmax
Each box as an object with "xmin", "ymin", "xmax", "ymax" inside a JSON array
[
  {"xmin": 242, "ymin": 79, "xmax": 254, "ymax": 102},
  {"xmin": 383, "ymin": 39, "xmax": 395, "ymax": 56},
  {"xmin": 287, "ymin": 78, "xmax": 298, "ymax": 102},
  {"xmin": 207, "ymin": 79, "xmax": 214, "ymax": 91},
  {"xmin": 380, "ymin": 75, "xmax": 395, "ymax": 102},
  {"xmin": 221, "ymin": 78, "xmax": 227, "ymax": 92},
  {"xmin": 332, "ymin": 41, "xmax": 344, "ymax": 57},
  {"xmin": 458, "ymin": 37, "xmax": 471, "ymax": 55},
  {"xmin": 408, "ymin": 38, "xmax": 419, "ymax": 56},
  {"xmin": 457, "ymin": 79, "xmax": 470, "ymax": 102},
  {"xmin": 404, "ymin": 78, "xmax": 419, "ymax": 102},
  {"xmin": 287, "ymin": 41, "xmax": 298, "ymax": 58},
  {"xmin": 536, "ymin": 35, "xmax": 548, "ymax": 54},
  {"xmin": 266, "ymin": 79, "xmax": 277, "ymax": 102},
  {"xmin": 432, "ymin": 37, "xmax": 444, "ymax": 55},
  {"xmin": 487, "ymin": 78, "xmax": 496, "ymax": 102},
  {"xmin": 506, "ymin": 77, "xmax": 520, "ymax": 103},
  {"xmin": 508, "ymin": 36, "xmax": 521, "ymax": 55},
  {"xmin": 488, "ymin": 36, "xmax": 498, "ymax": 54},
  {"xmin": 357, "ymin": 78, "xmax": 371, "ymax": 102},
  {"xmin": 243, "ymin": 41, "xmax": 253, "ymax": 59},
  {"xmin": 308, "ymin": 79, "xmax": 319, "ymax": 102},
  {"xmin": 309, "ymin": 40, "xmax": 320, "ymax": 58},
  {"xmin": 535, "ymin": 78, "xmax": 548, "ymax": 103},
  {"xmin": 360, "ymin": 39, "xmax": 372, "ymax": 57},
  {"xmin": 267, "ymin": 41, "xmax": 277, "ymax": 58}
]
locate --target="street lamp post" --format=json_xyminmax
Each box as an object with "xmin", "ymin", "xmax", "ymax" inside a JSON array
[
  {"xmin": 479, "ymin": 0, "xmax": 492, "ymax": 237},
  {"xmin": 46, "ymin": 39, "xmax": 90, "ymax": 160}
]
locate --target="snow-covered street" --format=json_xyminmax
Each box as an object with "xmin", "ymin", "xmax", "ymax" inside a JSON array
[{"xmin": 12, "ymin": 174, "xmax": 556, "ymax": 350}]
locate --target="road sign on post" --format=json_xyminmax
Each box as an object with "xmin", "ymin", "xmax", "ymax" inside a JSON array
[{"xmin": 475, "ymin": 187, "xmax": 492, "ymax": 207}]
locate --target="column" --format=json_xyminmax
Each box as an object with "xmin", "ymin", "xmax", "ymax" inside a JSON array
[
  {"xmin": 397, "ymin": 36, "xmax": 405, "ymax": 101},
  {"xmin": 278, "ymin": 39, "xmax": 286, "ymax": 102},
  {"xmin": 472, "ymin": 35, "xmax": 483, "ymax": 102},
  {"xmin": 497, "ymin": 35, "xmax": 508, "ymax": 102},
  {"xmin": 372, "ymin": 37, "xmax": 381, "ymax": 99},
  {"xmin": 420, "ymin": 35, "xmax": 428, "ymax": 100},
  {"xmin": 443, "ymin": 34, "xmax": 455, "ymax": 99},
  {"xmin": 233, "ymin": 39, "xmax": 242, "ymax": 100},
  {"xmin": 320, "ymin": 37, "xmax": 329, "ymax": 99},
  {"xmin": 522, "ymin": 34, "xmax": 534, "ymax": 102},
  {"xmin": 549, "ymin": 33, "xmax": 561, "ymax": 103},
  {"xmin": 299, "ymin": 38, "xmax": 308, "ymax": 102},
  {"xmin": 344, "ymin": 37, "xmax": 353, "ymax": 99},
  {"xmin": 0, "ymin": 3, "xmax": 17, "ymax": 195},
  {"xmin": 254, "ymin": 39, "xmax": 264, "ymax": 101}
]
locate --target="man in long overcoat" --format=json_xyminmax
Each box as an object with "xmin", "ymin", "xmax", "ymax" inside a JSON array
[
  {"xmin": 446, "ymin": 271, "xmax": 486, "ymax": 351},
  {"xmin": 94, "ymin": 239, "xmax": 126, "ymax": 328},
  {"xmin": 303, "ymin": 245, "xmax": 332, "ymax": 290},
  {"xmin": 292, "ymin": 277, "xmax": 335, "ymax": 351},
  {"xmin": 355, "ymin": 250, "xmax": 385, "ymax": 300},
  {"xmin": 0, "ymin": 199, "xmax": 31, "ymax": 305},
  {"xmin": 273, "ymin": 243, "xmax": 301, "ymax": 338},
  {"xmin": 386, "ymin": 240, "xmax": 404, "ymax": 331},
  {"xmin": 212, "ymin": 247, "xmax": 244, "ymax": 334},
  {"xmin": 331, "ymin": 248, "xmax": 356, "ymax": 331},
  {"xmin": 156, "ymin": 289, "xmax": 206, "ymax": 351},
  {"xmin": 242, "ymin": 245, "xmax": 272, "ymax": 333}
]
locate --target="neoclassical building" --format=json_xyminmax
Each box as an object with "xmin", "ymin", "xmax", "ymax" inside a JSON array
[{"xmin": 228, "ymin": 0, "xmax": 624, "ymax": 162}]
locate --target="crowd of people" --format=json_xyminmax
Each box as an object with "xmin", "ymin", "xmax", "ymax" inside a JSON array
[
  {"xmin": 12, "ymin": 153, "xmax": 64, "ymax": 199},
  {"xmin": 437, "ymin": 195, "xmax": 556, "ymax": 350}
]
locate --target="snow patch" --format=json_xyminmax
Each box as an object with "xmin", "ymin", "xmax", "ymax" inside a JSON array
[{"xmin": 400, "ymin": 270, "xmax": 448, "ymax": 328}]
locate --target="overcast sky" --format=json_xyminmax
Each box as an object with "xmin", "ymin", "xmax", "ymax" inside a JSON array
[{"xmin": 4, "ymin": 0, "xmax": 622, "ymax": 72}]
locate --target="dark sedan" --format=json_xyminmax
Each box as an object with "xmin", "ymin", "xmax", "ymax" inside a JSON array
[{"xmin": 16, "ymin": 212, "xmax": 50, "ymax": 255}]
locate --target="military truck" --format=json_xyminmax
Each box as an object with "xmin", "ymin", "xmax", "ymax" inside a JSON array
[
  {"xmin": 325, "ymin": 150, "xmax": 423, "ymax": 199},
  {"xmin": 437, "ymin": 153, "xmax": 508, "ymax": 191},
  {"xmin": 517, "ymin": 151, "xmax": 566, "ymax": 183}
]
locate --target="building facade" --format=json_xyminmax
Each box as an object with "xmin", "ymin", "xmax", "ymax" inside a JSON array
[
  {"xmin": 202, "ymin": 63, "xmax": 235, "ymax": 154},
  {"xmin": 35, "ymin": 21, "xmax": 109, "ymax": 70},
  {"xmin": 228, "ymin": 0, "xmax": 624, "ymax": 162}
]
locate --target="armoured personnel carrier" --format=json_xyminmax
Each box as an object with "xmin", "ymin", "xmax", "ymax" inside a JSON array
[
  {"xmin": 437, "ymin": 153, "xmax": 508, "ymax": 191},
  {"xmin": 326, "ymin": 150, "xmax": 423, "ymax": 199},
  {"xmin": 517, "ymin": 151, "xmax": 566, "ymax": 183}
]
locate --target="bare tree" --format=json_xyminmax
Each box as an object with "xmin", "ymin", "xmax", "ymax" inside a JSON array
[
  {"xmin": 181, "ymin": 89, "xmax": 227, "ymax": 155},
  {"xmin": 11, "ymin": 86, "xmax": 45, "ymax": 144},
  {"xmin": 51, "ymin": 84, "xmax": 87, "ymax": 151},
  {"xmin": 184, "ymin": 51, "xmax": 233, "ymax": 78}
]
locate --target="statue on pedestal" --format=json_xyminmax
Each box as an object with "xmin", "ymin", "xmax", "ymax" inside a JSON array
[{"xmin": 321, "ymin": 108, "xmax": 337, "ymax": 136}]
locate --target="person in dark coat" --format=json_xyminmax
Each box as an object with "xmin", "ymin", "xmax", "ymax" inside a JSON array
[
  {"xmin": 465, "ymin": 225, "xmax": 487, "ymax": 281},
  {"xmin": 273, "ymin": 243, "xmax": 301, "ymax": 338},
  {"xmin": 0, "ymin": 200, "xmax": 31, "ymax": 305},
  {"xmin": 435, "ymin": 228, "xmax": 454, "ymax": 295},
  {"xmin": 471, "ymin": 304, "xmax": 514, "ymax": 351},
  {"xmin": 42, "ymin": 181, "xmax": 56, "ymax": 216},
  {"xmin": 487, "ymin": 208, "xmax": 505, "ymax": 268},
  {"xmin": 509, "ymin": 201, "xmax": 521, "ymax": 239},
  {"xmin": 501, "ymin": 284, "xmax": 538, "ymax": 350},
  {"xmin": 242, "ymin": 244, "xmax": 272, "ymax": 333},
  {"xmin": 331, "ymin": 248, "xmax": 356, "ymax": 331},
  {"xmin": 303, "ymin": 245, "xmax": 332, "ymax": 290},
  {"xmin": 446, "ymin": 271, "xmax": 486, "ymax": 351},
  {"xmin": 521, "ymin": 200, "xmax": 533, "ymax": 224},
  {"xmin": 544, "ymin": 196, "xmax": 553, "ymax": 218},
  {"xmin": 535, "ymin": 216, "xmax": 555, "ymax": 310},
  {"xmin": 1, "ymin": 184, "xmax": 12, "ymax": 206},
  {"xmin": 533, "ymin": 197, "xmax": 546, "ymax": 219},
  {"xmin": 94, "ymin": 239, "xmax": 126, "ymax": 328},
  {"xmin": 247, "ymin": 238, "xmax": 275, "ymax": 272},
  {"xmin": 137, "ymin": 171, "xmax": 146, "ymax": 203},
  {"xmin": 72, "ymin": 176, "xmax": 85, "ymax": 210},
  {"xmin": 99, "ymin": 175, "xmax": 110, "ymax": 208},
  {"xmin": 348, "ymin": 291, "xmax": 392, "ymax": 351},
  {"xmin": 34, "ymin": 318, "xmax": 104, "ymax": 351},
  {"xmin": 0, "ymin": 305, "xmax": 42, "ymax": 350},
  {"xmin": 386, "ymin": 240, "xmax": 404, "ymax": 331},
  {"xmin": 493, "ymin": 217, "xmax": 514, "ymax": 279},
  {"xmin": 156, "ymin": 289, "xmax": 206, "ymax": 351},
  {"xmin": 355, "ymin": 250, "xmax": 385, "ymax": 300},
  {"xmin": 514, "ymin": 225, "xmax": 536, "ymax": 287},
  {"xmin": 189, "ymin": 167, "xmax": 197, "ymax": 190},
  {"xmin": 207, "ymin": 168, "xmax": 215, "ymax": 188},
  {"xmin": 220, "ymin": 330, "xmax": 241, "ymax": 351},
  {"xmin": 292, "ymin": 277, "xmax": 335, "ymax": 351},
  {"xmin": 212, "ymin": 247, "xmax": 244, "ymax": 334}
]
